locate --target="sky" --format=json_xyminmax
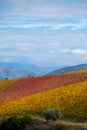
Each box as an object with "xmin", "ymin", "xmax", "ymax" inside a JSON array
[{"xmin": 0, "ymin": 0, "xmax": 87, "ymax": 67}]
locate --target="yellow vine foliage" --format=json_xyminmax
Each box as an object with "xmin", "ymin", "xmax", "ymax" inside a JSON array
[
  {"xmin": 0, "ymin": 81, "xmax": 87, "ymax": 119},
  {"xmin": 0, "ymin": 78, "xmax": 19, "ymax": 93}
]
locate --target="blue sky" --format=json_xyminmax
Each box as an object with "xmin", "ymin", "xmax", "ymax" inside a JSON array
[{"xmin": 0, "ymin": 0, "xmax": 87, "ymax": 67}]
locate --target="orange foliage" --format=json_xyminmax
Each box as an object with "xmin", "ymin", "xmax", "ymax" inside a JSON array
[
  {"xmin": 0, "ymin": 71, "xmax": 87, "ymax": 104},
  {"xmin": 0, "ymin": 81, "xmax": 87, "ymax": 119}
]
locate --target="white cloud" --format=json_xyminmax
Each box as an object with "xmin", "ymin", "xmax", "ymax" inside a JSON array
[
  {"xmin": 61, "ymin": 49, "xmax": 87, "ymax": 55},
  {"xmin": 0, "ymin": 18, "xmax": 87, "ymax": 31},
  {"xmin": 0, "ymin": 0, "xmax": 87, "ymax": 66},
  {"xmin": 0, "ymin": 0, "xmax": 87, "ymax": 18},
  {"xmin": 72, "ymin": 49, "xmax": 87, "ymax": 55}
]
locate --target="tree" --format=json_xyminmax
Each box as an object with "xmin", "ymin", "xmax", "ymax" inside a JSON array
[
  {"xmin": 28, "ymin": 74, "xmax": 31, "ymax": 77},
  {"xmin": 5, "ymin": 77, "xmax": 8, "ymax": 80},
  {"xmin": 60, "ymin": 71, "xmax": 64, "ymax": 74},
  {"xmin": 43, "ymin": 108, "xmax": 62, "ymax": 121}
]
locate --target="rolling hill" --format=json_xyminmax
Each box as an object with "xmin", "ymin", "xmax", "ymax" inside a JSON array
[
  {"xmin": 0, "ymin": 69, "xmax": 87, "ymax": 104},
  {"xmin": 0, "ymin": 66, "xmax": 34, "ymax": 80},
  {"xmin": 0, "ymin": 78, "xmax": 19, "ymax": 93},
  {"xmin": 0, "ymin": 81, "xmax": 87, "ymax": 119},
  {"xmin": 0, "ymin": 62, "xmax": 59, "ymax": 76},
  {"xmin": 48, "ymin": 63, "xmax": 87, "ymax": 75},
  {"xmin": 0, "ymin": 62, "xmax": 87, "ymax": 80},
  {"xmin": 0, "ymin": 69, "xmax": 87, "ymax": 120}
]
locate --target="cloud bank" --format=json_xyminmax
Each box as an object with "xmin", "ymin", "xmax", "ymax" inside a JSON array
[{"xmin": 0, "ymin": 0, "xmax": 87, "ymax": 67}]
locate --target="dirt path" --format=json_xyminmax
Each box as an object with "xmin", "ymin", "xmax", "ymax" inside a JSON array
[
  {"xmin": 32, "ymin": 117, "xmax": 87, "ymax": 130},
  {"xmin": 55, "ymin": 120, "xmax": 87, "ymax": 129}
]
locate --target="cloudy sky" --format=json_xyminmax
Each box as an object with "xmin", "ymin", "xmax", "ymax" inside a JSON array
[{"xmin": 0, "ymin": 0, "xmax": 87, "ymax": 67}]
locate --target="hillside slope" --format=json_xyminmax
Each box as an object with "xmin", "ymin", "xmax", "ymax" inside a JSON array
[
  {"xmin": 0, "ymin": 62, "xmax": 58, "ymax": 76},
  {"xmin": 0, "ymin": 66, "xmax": 33, "ymax": 80},
  {"xmin": 0, "ymin": 69, "xmax": 87, "ymax": 104},
  {"xmin": 0, "ymin": 81, "xmax": 87, "ymax": 119},
  {"xmin": 49, "ymin": 64, "xmax": 87, "ymax": 75},
  {"xmin": 0, "ymin": 78, "xmax": 19, "ymax": 93}
]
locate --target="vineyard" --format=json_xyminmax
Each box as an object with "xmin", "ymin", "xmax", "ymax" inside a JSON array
[
  {"xmin": 0, "ymin": 81, "xmax": 87, "ymax": 119},
  {"xmin": 0, "ymin": 78, "xmax": 19, "ymax": 93},
  {"xmin": 0, "ymin": 70, "xmax": 87, "ymax": 104}
]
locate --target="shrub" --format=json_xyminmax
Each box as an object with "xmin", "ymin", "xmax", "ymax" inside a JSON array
[
  {"xmin": 54, "ymin": 109, "xmax": 62, "ymax": 118},
  {"xmin": 43, "ymin": 108, "xmax": 62, "ymax": 121},
  {"xmin": 0, "ymin": 114, "xmax": 32, "ymax": 130}
]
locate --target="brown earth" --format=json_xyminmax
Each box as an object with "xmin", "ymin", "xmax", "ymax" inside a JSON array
[{"xmin": 26, "ymin": 118, "xmax": 87, "ymax": 130}]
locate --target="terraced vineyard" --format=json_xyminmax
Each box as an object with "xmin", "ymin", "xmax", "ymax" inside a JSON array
[
  {"xmin": 0, "ymin": 70, "xmax": 87, "ymax": 120},
  {"xmin": 0, "ymin": 81, "xmax": 87, "ymax": 119},
  {"xmin": 0, "ymin": 70, "xmax": 87, "ymax": 104}
]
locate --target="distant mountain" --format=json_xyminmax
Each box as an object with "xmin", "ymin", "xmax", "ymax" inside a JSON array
[
  {"xmin": 48, "ymin": 64, "xmax": 87, "ymax": 75},
  {"xmin": 0, "ymin": 62, "xmax": 60, "ymax": 76},
  {"xmin": 0, "ymin": 66, "xmax": 34, "ymax": 80}
]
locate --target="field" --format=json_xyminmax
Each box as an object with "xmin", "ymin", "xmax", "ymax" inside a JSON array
[
  {"xmin": 0, "ymin": 70, "xmax": 87, "ymax": 121},
  {"xmin": 0, "ymin": 70, "xmax": 87, "ymax": 104},
  {"xmin": 0, "ymin": 78, "xmax": 20, "ymax": 93},
  {"xmin": 0, "ymin": 81, "xmax": 87, "ymax": 119}
]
